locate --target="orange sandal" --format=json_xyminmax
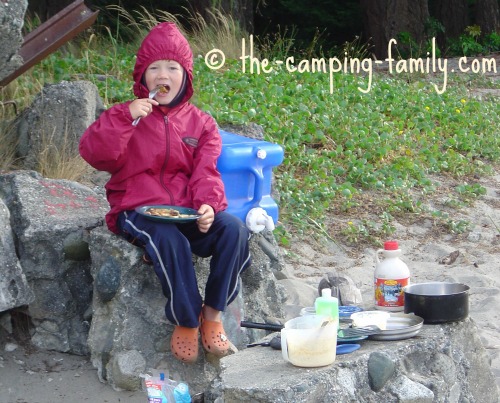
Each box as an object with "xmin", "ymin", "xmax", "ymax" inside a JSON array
[
  {"xmin": 170, "ymin": 326, "xmax": 199, "ymax": 363},
  {"xmin": 200, "ymin": 314, "xmax": 230, "ymax": 357}
]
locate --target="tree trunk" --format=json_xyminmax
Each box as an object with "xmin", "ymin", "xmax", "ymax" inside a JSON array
[
  {"xmin": 360, "ymin": 0, "xmax": 429, "ymax": 59},
  {"xmin": 190, "ymin": 0, "xmax": 254, "ymax": 33},
  {"xmin": 430, "ymin": 0, "xmax": 470, "ymax": 50},
  {"xmin": 474, "ymin": 0, "xmax": 500, "ymax": 35}
]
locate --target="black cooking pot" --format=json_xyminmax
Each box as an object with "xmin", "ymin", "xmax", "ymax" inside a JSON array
[{"xmin": 403, "ymin": 282, "xmax": 470, "ymax": 324}]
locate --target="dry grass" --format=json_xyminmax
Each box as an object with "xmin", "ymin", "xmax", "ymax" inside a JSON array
[
  {"xmin": 0, "ymin": 120, "xmax": 19, "ymax": 171},
  {"xmin": 106, "ymin": 5, "xmax": 246, "ymax": 59},
  {"xmin": 36, "ymin": 123, "xmax": 91, "ymax": 181},
  {"xmin": 186, "ymin": 8, "xmax": 245, "ymax": 59}
]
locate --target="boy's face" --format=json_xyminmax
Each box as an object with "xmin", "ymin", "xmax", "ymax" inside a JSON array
[{"xmin": 144, "ymin": 60, "xmax": 184, "ymax": 105}]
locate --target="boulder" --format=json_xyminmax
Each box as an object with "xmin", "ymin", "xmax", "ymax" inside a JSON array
[
  {"xmin": 0, "ymin": 198, "xmax": 34, "ymax": 312},
  {"xmin": 0, "ymin": 0, "xmax": 27, "ymax": 83},
  {"xmin": 86, "ymin": 226, "xmax": 287, "ymax": 392},
  {"xmin": 12, "ymin": 80, "xmax": 104, "ymax": 170},
  {"xmin": 206, "ymin": 318, "xmax": 499, "ymax": 402},
  {"xmin": 0, "ymin": 170, "xmax": 108, "ymax": 354}
]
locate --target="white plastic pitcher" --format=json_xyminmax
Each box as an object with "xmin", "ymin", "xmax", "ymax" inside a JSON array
[{"xmin": 281, "ymin": 315, "xmax": 337, "ymax": 367}]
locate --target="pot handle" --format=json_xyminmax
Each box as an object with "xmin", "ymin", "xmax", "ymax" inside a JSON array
[{"xmin": 280, "ymin": 329, "xmax": 290, "ymax": 363}]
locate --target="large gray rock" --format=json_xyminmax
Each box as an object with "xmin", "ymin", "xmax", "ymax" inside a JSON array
[
  {"xmin": 0, "ymin": 198, "xmax": 34, "ymax": 312},
  {"xmin": 206, "ymin": 318, "xmax": 499, "ymax": 402},
  {"xmin": 0, "ymin": 170, "xmax": 108, "ymax": 354},
  {"xmin": 86, "ymin": 226, "xmax": 287, "ymax": 392},
  {"xmin": 0, "ymin": 0, "xmax": 27, "ymax": 83},
  {"xmin": 12, "ymin": 81, "xmax": 105, "ymax": 169}
]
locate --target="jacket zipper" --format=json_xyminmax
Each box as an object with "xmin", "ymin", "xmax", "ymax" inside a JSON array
[{"xmin": 159, "ymin": 114, "xmax": 174, "ymax": 204}]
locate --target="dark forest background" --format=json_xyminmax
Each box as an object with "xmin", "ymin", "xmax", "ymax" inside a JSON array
[{"xmin": 27, "ymin": 0, "xmax": 500, "ymax": 58}]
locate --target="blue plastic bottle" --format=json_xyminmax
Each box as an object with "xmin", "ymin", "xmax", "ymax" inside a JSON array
[{"xmin": 173, "ymin": 382, "xmax": 192, "ymax": 403}]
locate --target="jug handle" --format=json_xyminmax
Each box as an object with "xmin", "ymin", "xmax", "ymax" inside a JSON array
[
  {"xmin": 249, "ymin": 166, "xmax": 264, "ymax": 205},
  {"xmin": 375, "ymin": 249, "xmax": 384, "ymax": 264},
  {"xmin": 280, "ymin": 329, "xmax": 290, "ymax": 363}
]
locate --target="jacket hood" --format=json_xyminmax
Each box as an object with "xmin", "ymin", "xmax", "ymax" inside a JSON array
[{"xmin": 133, "ymin": 22, "xmax": 194, "ymax": 103}]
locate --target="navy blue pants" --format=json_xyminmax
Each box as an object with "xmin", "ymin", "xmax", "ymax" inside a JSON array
[{"xmin": 117, "ymin": 210, "xmax": 251, "ymax": 328}]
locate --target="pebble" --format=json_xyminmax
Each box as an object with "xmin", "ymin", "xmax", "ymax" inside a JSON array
[
  {"xmin": 4, "ymin": 342, "xmax": 18, "ymax": 352},
  {"xmin": 467, "ymin": 232, "xmax": 481, "ymax": 242},
  {"xmin": 368, "ymin": 352, "xmax": 396, "ymax": 392},
  {"xmin": 95, "ymin": 256, "xmax": 122, "ymax": 302}
]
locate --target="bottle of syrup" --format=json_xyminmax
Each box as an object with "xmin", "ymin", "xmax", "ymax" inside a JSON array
[{"xmin": 374, "ymin": 241, "xmax": 410, "ymax": 311}]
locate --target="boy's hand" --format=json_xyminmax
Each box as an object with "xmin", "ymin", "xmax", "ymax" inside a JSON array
[
  {"xmin": 197, "ymin": 204, "xmax": 214, "ymax": 233},
  {"xmin": 129, "ymin": 98, "xmax": 159, "ymax": 120}
]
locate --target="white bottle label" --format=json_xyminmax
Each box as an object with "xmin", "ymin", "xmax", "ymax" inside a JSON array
[{"xmin": 374, "ymin": 277, "xmax": 409, "ymax": 308}]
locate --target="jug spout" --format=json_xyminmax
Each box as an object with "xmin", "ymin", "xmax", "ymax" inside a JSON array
[{"xmin": 246, "ymin": 207, "xmax": 275, "ymax": 233}]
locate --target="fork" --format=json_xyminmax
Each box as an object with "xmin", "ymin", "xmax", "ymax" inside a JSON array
[{"xmin": 132, "ymin": 87, "xmax": 160, "ymax": 126}]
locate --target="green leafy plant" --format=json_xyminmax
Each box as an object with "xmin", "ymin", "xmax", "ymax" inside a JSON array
[
  {"xmin": 396, "ymin": 31, "xmax": 420, "ymax": 59},
  {"xmin": 455, "ymin": 182, "xmax": 487, "ymax": 204},
  {"xmin": 448, "ymin": 25, "xmax": 500, "ymax": 56},
  {"xmin": 424, "ymin": 17, "xmax": 445, "ymax": 39},
  {"xmin": 483, "ymin": 32, "xmax": 500, "ymax": 53},
  {"xmin": 396, "ymin": 18, "xmax": 444, "ymax": 59}
]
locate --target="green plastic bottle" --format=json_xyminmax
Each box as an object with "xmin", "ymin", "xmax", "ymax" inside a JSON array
[{"xmin": 314, "ymin": 288, "xmax": 339, "ymax": 328}]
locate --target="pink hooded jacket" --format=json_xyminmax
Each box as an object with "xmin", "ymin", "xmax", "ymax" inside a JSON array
[{"xmin": 79, "ymin": 23, "xmax": 227, "ymax": 233}]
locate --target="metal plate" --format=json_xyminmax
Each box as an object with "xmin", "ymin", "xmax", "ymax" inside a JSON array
[{"xmin": 368, "ymin": 313, "xmax": 424, "ymax": 341}]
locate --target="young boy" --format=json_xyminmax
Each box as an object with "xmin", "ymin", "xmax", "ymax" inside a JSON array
[{"xmin": 79, "ymin": 22, "xmax": 251, "ymax": 363}]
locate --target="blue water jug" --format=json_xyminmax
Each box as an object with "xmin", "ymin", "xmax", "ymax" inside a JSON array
[{"xmin": 218, "ymin": 131, "xmax": 284, "ymax": 225}]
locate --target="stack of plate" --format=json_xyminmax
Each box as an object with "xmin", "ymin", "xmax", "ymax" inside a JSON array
[{"xmin": 368, "ymin": 313, "xmax": 424, "ymax": 341}]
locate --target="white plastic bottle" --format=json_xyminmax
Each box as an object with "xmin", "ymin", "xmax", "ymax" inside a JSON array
[
  {"xmin": 314, "ymin": 288, "xmax": 339, "ymax": 328},
  {"xmin": 374, "ymin": 241, "xmax": 410, "ymax": 312}
]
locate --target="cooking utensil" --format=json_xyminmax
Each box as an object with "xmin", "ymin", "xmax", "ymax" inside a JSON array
[
  {"xmin": 404, "ymin": 282, "xmax": 469, "ymax": 323},
  {"xmin": 280, "ymin": 315, "xmax": 338, "ymax": 367},
  {"xmin": 240, "ymin": 321, "xmax": 283, "ymax": 331},
  {"xmin": 132, "ymin": 87, "xmax": 160, "ymax": 126}
]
